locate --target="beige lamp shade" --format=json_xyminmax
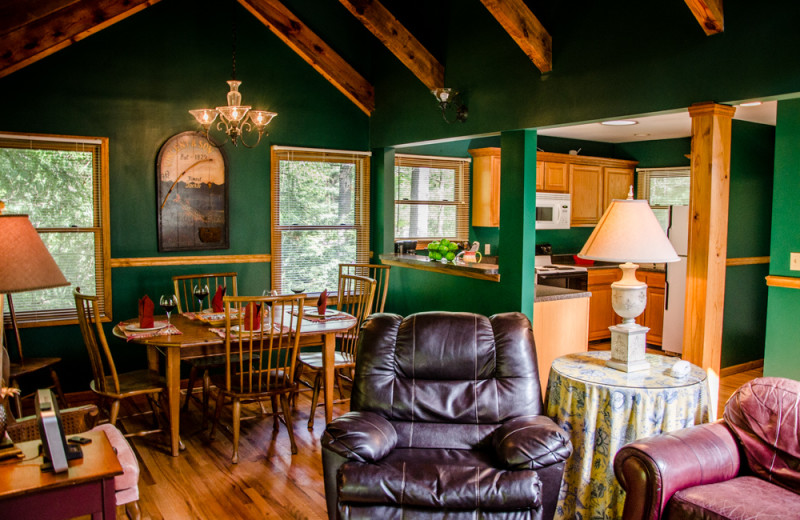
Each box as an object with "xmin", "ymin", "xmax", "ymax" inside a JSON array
[
  {"xmin": 0, "ymin": 215, "xmax": 69, "ymax": 293},
  {"xmin": 578, "ymin": 199, "xmax": 680, "ymax": 264}
]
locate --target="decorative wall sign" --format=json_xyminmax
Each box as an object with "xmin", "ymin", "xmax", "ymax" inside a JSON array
[{"xmin": 157, "ymin": 131, "xmax": 229, "ymax": 251}]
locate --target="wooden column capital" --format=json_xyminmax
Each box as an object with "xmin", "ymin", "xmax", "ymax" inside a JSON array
[{"xmin": 688, "ymin": 102, "xmax": 736, "ymax": 119}]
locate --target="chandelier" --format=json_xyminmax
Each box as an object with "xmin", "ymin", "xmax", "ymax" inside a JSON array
[{"xmin": 189, "ymin": 6, "xmax": 276, "ymax": 148}]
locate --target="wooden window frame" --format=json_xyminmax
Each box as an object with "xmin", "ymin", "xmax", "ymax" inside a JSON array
[{"xmin": 0, "ymin": 132, "xmax": 111, "ymax": 326}]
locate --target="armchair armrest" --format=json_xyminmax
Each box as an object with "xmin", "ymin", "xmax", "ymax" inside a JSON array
[
  {"xmin": 613, "ymin": 420, "xmax": 741, "ymax": 520},
  {"xmin": 321, "ymin": 410, "xmax": 397, "ymax": 463},
  {"xmin": 493, "ymin": 415, "xmax": 572, "ymax": 470}
]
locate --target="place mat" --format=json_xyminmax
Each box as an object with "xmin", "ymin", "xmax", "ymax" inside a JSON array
[
  {"xmin": 184, "ymin": 310, "xmax": 241, "ymax": 325},
  {"xmin": 117, "ymin": 321, "xmax": 182, "ymax": 341},
  {"xmin": 209, "ymin": 324, "xmax": 289, "ymax": 339},
  {"xmin": 291, "ymin": 308, "xmax": 354, "ymax": 323}
]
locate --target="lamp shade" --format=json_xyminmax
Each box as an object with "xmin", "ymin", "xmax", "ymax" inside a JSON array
[
  {"xmin": 0, "ymin": 215, "xmax": 69, "ymax": 294},
  {"xmin": 578, "ymin": 199, "xmax": 680, "ymax": 263}
]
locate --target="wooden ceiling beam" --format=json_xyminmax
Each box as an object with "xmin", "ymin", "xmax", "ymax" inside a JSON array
[
  {"xmin": 478, "ymin": 0, "xmax": 552, "ymax": 74},
  {"xmin": 239, "ymin": 0, "xmax": 375, "ymax": 115},
  {"xmin": 0, "ymin": 0, "xmax": 161, "ymax": 80},
  {"xmin": 338, "ymin": 0, "xmax": 444, "ymax": 91},
  {"xmin": 684, "ymin": 0, "xmax": 724, "ymax": 35}
]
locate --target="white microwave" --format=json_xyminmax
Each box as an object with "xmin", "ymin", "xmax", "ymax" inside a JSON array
[{"xmin": 536, "ymin": 192, "xmax": 571, "ymax": 229}]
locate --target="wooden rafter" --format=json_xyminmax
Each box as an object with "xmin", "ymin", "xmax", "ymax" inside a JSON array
[
  {"xmin": 0, "ymin": 0, "xmax": 161, "ymax": 80},
  {"xmin": 478, "ymin": 0, "xmax": 551, "ymax": 74},
  {"xmin": 338, "ymin": 0, "xmax": 444, "ymax": 91},
  {"xmin": 684, "ymin": 0, "xmax": 724, "ymax": 35},
  {"xmin": 239, "ymin": 0, "xmax": 375, "ymax": 115}
]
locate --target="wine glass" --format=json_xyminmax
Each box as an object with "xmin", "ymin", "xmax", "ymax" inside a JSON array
[
  {"xmin": 160, "ymin": 294, "xmax": 177, "ymax": 328},
  {"xmin": 193, "ymin": 284, "xmax": 210, "ymax": 312}
]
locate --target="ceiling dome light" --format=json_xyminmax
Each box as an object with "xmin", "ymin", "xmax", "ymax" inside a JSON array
[
  {"xmin": 738, "ymin": 101, "xmax": 763, "ymax": 107},
  {"xmin": 601, "ymin": 120, "xmax": 638, "ymax": 126}
]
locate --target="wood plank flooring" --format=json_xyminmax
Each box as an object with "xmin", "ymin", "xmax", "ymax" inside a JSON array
[{"xmin": 106, "ymin": 363, "xmax": 763, "ymax": 519}]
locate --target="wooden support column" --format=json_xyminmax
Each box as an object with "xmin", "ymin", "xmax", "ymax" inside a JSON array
[{"xmin": 685, "ymin": 101, "xmax": 736, "ymax": 418}]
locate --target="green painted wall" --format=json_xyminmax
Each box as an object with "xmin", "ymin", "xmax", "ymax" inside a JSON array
[
  {"xmin": 722, "ymin": 121, "xmax": 774, "ymax": 367},
  {"xmin": 0, "ymin": 0, "xmax": 371, "ymax": 392},
  {"xmin": 765, "ymin": 99, "xmax": 800, "ymax": 379}
]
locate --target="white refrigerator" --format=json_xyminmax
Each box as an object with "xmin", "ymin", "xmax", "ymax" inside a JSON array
[{"xmin": 662, "ymin": 205, "xmax": 689, "ymax": 353}]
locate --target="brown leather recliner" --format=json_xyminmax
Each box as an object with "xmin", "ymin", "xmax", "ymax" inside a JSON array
[
  {"xmin": 614, "ymin": 376, "xmax": 800, "ymax": 520},
  {"xmin": 321, "ymin": 311, "xmax": 573, "ymax": 520}
]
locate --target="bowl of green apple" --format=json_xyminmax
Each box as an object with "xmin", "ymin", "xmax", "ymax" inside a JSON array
[{"xmin": 427, "ymin": 239, "xmax": 460, "ymax": 263}]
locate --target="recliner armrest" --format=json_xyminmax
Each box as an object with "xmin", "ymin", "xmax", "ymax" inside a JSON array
[
  {"xmin": 613, "ymin": 420, "xmax": 741, "ymax": 520},
  {"xmin": 321, "ymin": 411, "xmax": 397, "ymax": 463},
  {"xmin": 493, "ymin": 415, "xmax": 572, "ymax": 469}
]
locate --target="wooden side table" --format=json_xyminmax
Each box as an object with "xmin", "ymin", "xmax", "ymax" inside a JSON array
[
  {"xmin": 545, "ymin": 351, "xmax": 709, "ymax": 520},
  {"xmin": 0, "ymin": 429, "xmax": 122, "ymax": 519}
]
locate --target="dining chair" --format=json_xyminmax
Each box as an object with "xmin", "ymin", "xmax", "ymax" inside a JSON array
[
  {"xmin": 74, "ymin": 288, "xmax": 167, "ymax": 438},
  {"xmin": 338, "ymin": 263, "xmax": 390, "ymax": 315},
  {"xmin": 297, "ymin": 273, "xmax": 375, "ymax": 430},
  {"xmin": 172, "ymin": 272, "xmax": 238, "ymax": 426},
  {"xmin": 7, "ymin": 404, "xmax": 143, "ymax": 520},
  {"xmin": 209, "ymin": 293, "xmax": 304, "ymax": 463}
]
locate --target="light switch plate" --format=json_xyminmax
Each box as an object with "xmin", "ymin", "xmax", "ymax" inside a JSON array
[{"xmin": 791, "ymin": 252, "xmax": 800, "ymax": 271}]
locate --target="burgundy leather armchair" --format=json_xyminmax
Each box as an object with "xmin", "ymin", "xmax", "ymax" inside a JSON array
[
  {"xmin": 320, "ymin": 311, "xmax": 572, "ymax": 520},
  {"xmin": 614, "ymin": 377, "xmax": 800, "ymax": 520}
]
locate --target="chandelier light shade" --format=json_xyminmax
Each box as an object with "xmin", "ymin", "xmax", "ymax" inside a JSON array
[
  {"xmin": 432, "ymin": 87, "xmax": 468, "ymax": 123},
  {"xmin": 579, "ymin": 192, "xmax": 679, "ymax": 372},
  {"xmin": 190, "ymin": 79, "xmax": 277, "ymax": 148}
]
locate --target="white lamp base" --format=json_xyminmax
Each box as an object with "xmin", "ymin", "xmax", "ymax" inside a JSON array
[{"xmin": 607, "ymin": 322, "xmax": 650, "ymax": 372}]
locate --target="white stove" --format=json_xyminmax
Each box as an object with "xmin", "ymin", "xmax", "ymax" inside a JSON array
[{"xmin": 535, "ymin": 255, "xmax": 588, "ymax": 290}]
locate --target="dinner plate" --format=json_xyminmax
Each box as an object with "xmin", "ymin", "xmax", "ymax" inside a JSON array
[
  {"xmin": 125, "ymin": 322, "xmax": 168, "ymax": 332},
  {"xmin": 304, "ymin": 309, "xmax": 339, "ymax": 318}
]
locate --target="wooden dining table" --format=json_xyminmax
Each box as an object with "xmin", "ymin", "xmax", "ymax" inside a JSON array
[{"xmin": 113, "ymin": 308, "xmax": 356, "ymax": 457}]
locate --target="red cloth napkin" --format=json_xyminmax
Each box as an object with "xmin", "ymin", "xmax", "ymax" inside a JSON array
[
  {"xmin": 138, "ymin": 295, "xmax": 154, "ymax": 328},
  {"xmin": 243, "ymin": 302, "xmax": 262, "ymax": 331},
  {"xmin": 317, "ymin": 289, "xmax": 328, "ymax": 315},
  {"xmin": 211, "ymin": 285, "xmax": 226, "ymax": 312}
]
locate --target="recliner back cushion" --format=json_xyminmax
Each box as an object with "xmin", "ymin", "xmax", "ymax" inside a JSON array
[
  {"xmin": 352, "ymin": 311, "xmax": 542, "ymax": 448},
  {"xmin": 723, "ymin": 377, "xmax": 800, "ymax": 495}
]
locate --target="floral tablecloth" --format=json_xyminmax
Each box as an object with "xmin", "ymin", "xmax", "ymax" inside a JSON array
[{"xmin": 545, "ymin": 351, "xmax": 709, "ymax": 520}]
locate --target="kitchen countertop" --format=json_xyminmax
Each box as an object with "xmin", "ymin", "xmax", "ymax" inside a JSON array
[
  {"xmin": 535, "ymin": 285, "xmax": 591, "ymax": 302},
  {"xmin": 551, "ymin": 255, "xmax": 666, "ymax": 273},
  {"xmin": 379, "ymin": 253, "xmax": 500, "ymax": 282}
]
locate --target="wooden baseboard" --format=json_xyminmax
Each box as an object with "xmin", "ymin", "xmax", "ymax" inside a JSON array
[{"xmin": 720, "ymin": 359, "xmax": 764, "ymax": 378}]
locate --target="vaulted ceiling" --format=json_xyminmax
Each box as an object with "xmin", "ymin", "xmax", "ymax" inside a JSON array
[{"xmin": 0, "ymin": 0, "xmax": 724, "ymax": 115}]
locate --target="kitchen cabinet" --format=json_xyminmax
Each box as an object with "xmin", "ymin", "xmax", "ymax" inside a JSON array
[
  {"xmin": 536, "ymin": 161, "xmax": 569, "ymax": 193},
  {"xmin": 569, "ymin": 164, "xmax": 604, "ymax": 226},
  {"xmin": 587, "ymin": 268, "xmax": 665, "ymax": 346},
  {"xmin": 468, "ymin": 147, "xmax": 501, "ymax": 227},
  {"xmin": 537, "ymin": 152, "xmax": 637, "ymax": 227},
  {"xmin": 534, "ymin": 293, "xmax": 590, "ymax": 390}
]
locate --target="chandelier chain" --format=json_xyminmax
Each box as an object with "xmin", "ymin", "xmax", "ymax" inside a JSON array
[{"xmin": 230, "ymin": 1, "xmax": 237, "ymax": 80}]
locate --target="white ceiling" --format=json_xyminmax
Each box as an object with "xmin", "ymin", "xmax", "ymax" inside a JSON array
[{"xmin": 537, "ymin": 101, "xmax": 777, "ymax": 143}]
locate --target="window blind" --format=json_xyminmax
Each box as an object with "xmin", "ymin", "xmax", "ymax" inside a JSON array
[
  {"xmin": 394, "ymin": 153, "xmax": 470, "ymax": 242},
  {"xmin": 0, "ymin": 133, "xmax": 110, "ymax": 326},
  {"xmin": 270, "ymin": 146, "xmax": 370, "ymax": 294}
]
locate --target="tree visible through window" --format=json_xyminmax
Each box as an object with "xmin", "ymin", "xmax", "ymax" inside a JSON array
[
  {"xmin": 394, "ymin": 154, "xmax": 470, "ymax": 242},
  {"xmin": 0, "ymin": 133, "xmax": 110, "ymax": 324},
  {"xmin": 637, "ymin": 167, "xmax": 690, "ymax": 231},
  {"xmin": 270, "ymin": 146, "xmax": 370, "ymax": 294}
]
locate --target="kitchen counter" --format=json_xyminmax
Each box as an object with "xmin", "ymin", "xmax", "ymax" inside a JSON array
[
  {"xmin": 535, "ymin": 285, "xmax": 591, "ymax": 302},
  {"xmin": 379, "ymin": 253, "xmax": 500, "ymax": 282}
]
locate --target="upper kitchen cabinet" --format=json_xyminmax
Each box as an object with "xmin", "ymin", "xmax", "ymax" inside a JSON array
[
  {"xmin": 468, "ymin": 147, "xmax": 501, "ymax": 227},
  {"xmin": 536, "ymin": 160, "xmax": 569, "ymax": 193},
  {"xmin": 538, "ymin": 152, "xmax": 636, "ymax": 226}
]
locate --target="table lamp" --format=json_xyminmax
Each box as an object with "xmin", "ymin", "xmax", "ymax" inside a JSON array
[
  {"xmin": 0, "ymin": 214, "xmax": 70, "ymax": 385},
  {"xmin": 578, "ymin": 191, "xmax": 679, "ymax": 372}
]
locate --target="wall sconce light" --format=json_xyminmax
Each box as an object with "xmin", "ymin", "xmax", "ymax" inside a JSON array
[{"xmin": 432, "ymin": 88, "xmax": 468, "ymax": 123}]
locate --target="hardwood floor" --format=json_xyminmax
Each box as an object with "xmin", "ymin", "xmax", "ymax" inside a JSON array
[{"xmin": 103, "ymin": 363, "xmax": 763, "ymax": 519}]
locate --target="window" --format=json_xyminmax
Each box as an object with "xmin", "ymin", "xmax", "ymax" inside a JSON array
[
  {"xmin": 637, "ymin": 167, "xmax": 690, "ymax": 231},
  {"xmin": 394, "ymin": 154, "xmax": 470, "ymax": 242},
  {"xmin": 0, "ymin": 132, "xmax": 110, "ymax": 325},
  {"xmin": 271, "ymin": 146, "xmax": 370, "ymax": 294}
]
